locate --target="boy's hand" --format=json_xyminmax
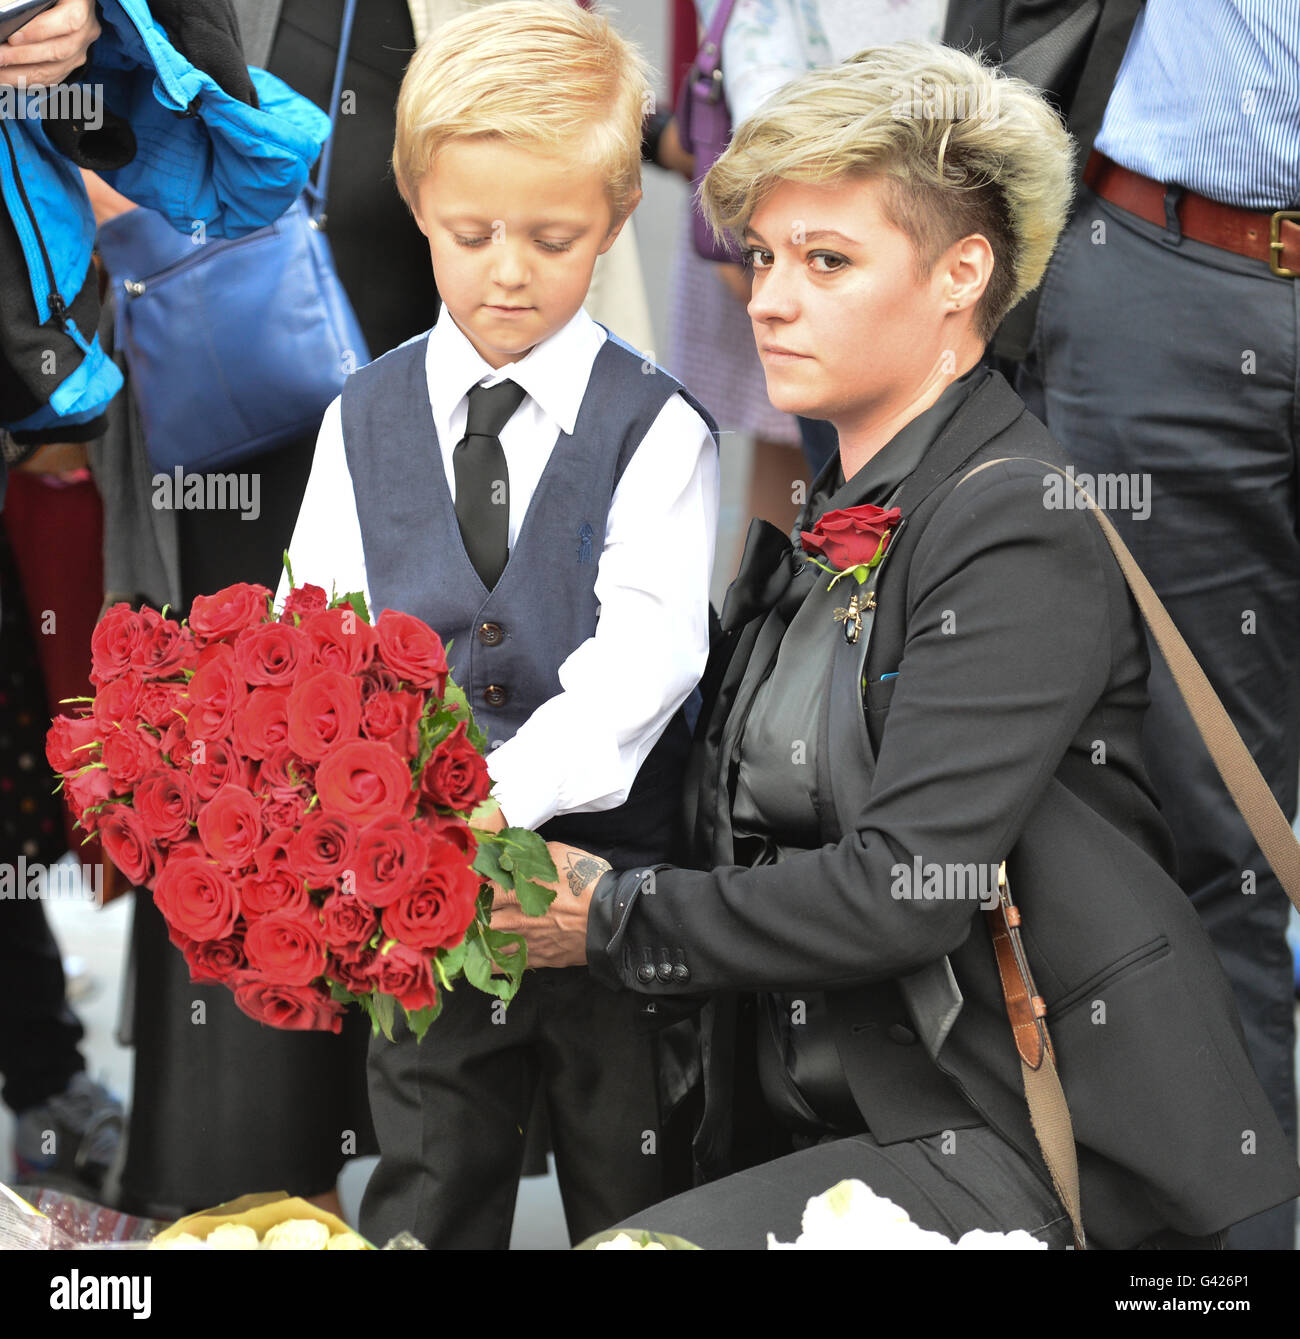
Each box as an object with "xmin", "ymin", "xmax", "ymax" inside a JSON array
[{"xmin": 0, "ymin": 0, "xmax": 100, "ymax": 88}]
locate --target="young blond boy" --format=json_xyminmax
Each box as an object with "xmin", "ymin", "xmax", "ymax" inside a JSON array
[{"xmin": 281, "ymin": 0, "xmax": 719, "ymax": 1247}]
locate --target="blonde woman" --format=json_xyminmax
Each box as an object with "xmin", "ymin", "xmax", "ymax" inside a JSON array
[{"xmin": 494, "ymin": 44, "xmax": 1300, "ymax": 1249}]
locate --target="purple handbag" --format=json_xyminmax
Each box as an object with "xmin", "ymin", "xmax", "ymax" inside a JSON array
[{"xmin": 675, "ymin": 0, "xmax": 741, "ymax": 262}]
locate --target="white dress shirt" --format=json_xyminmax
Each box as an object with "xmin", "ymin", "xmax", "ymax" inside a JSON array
[{"xmin": 280, "ymin": 306, "xmax": 720, "ymax": 831}]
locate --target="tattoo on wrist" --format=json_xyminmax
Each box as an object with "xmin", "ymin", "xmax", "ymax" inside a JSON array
[{"xmin": 565, "ymin": 853, "xmax": 610, "ymax": 898}]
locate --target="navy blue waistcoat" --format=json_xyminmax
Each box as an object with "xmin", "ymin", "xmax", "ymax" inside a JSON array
[{"xmin": 340, "ymin": 329, "xmax": 718, "ymax": 865}]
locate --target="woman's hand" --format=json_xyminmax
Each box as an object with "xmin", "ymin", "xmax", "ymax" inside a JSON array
[
  {"xmin": 0, "ymin": 0, "xmax": 101, "ymax": 88},
  {"xmin": 489, "ymin": 842, "xmax": 610, "ymax": 969}
]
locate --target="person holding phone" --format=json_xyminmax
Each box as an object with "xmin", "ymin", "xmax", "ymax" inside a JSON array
[{"xmin": 0, "ymin": 0, "xmax": 99, "ymax": 86}]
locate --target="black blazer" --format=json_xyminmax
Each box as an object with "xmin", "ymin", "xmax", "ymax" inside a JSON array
[{"xmin": 588, "ymin": 372, "xmax": 1300, "ymax": 1249}]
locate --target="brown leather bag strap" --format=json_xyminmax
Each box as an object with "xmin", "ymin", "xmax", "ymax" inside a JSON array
[
  {"xmin": 960, "ymin": 454, "xmax": 1300, "ymax": 1251},
  {"xmin": 965, "ymin": 457, "xmax": 1300, "ymax": 904},
  {"xmin": 984, "ymin": 864, "xmax": 1086, "ymax": 1250}
]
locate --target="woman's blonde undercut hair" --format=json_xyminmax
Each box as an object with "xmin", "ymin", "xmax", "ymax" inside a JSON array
[
  {"xmin": 701, "ymin": 42, "xmax": 1075, "ymax": 340},
  {"xmin": 393, "ymin": 0, "xmax": 651, "ymax": 221}
]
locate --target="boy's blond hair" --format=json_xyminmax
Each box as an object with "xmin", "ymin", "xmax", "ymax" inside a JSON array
[
  {"xmin": 701, "ymin": 42, "xmax": 1075, "ymax": 340},
  {"xmin": 393, "ymin": 0, "xmax": 650, "ymax": 222}
]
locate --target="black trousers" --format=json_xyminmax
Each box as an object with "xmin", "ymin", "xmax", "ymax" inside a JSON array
[
  {"xmin": 361, "ymin": 966, "xmax": 667, "ymax": 1249},
  {"xmin": 1026, "ymin": 185, "xmax": 1300, "ymax": 1250},
  {"xmin": 610, "ymin": 1126, "xmax": 1075, "ymax": 1250},
  {"xmin": 610, "ymin": 1126, "xmax": 1226, "ymax": 1251}
]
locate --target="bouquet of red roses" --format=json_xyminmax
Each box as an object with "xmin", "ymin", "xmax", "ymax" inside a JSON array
[{"xmin": 45, "ymin": 573, "xmax": 555, "ymax": 1041}]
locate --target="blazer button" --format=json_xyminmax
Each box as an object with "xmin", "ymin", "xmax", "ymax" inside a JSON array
[
  {"xmin": 483, "ymin": 684, "xmax": 508, "ymax": 708},
  {"xmin": 636, "ymin": 964, "xmax": 657, "ymax": 985},
  {"xmin": 477, "ymin": 622, "xmax": 504, "ymax": 647},
  {"xmin": 888, "ymin": 1023, "xmax": 917, "ymax": 1046},
  {"xmin": 656, "ymin": 962, "xmax": 674, "ymax": 983},
  {"xmin": 671, "ymin": 964, "xmax": 691, "ymax": 984}
]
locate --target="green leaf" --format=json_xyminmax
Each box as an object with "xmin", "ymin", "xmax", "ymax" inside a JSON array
[
  {"xmin": 340, "ymin": 591, "xmax": 371, "ymax": 625},
  {"xmin": 372, "ymin": 989, "xmax": 397, "ymax": 1042},
  {"xmin": 433, "ymin": 939, "xmax": 467, "ymax": 990},
  {"xmin": 497, "ymin": 828, "xmax": 557, "ymax": 885},
  {"xmin": 472, "ymin": 841, "xmax": 509, "ymax": 889},
  {"xmin": 282, "ymin": 550, "xmax": 295, "ymax": 588},
  {"xmin": 404, "ymin": 999, "xmax": 443, "ymax": 1042},
  {"xmin": 441, "ymin": 673, "xmax": 487, "ymax": 752},
  {"xmin": 510, "ymin": 877, "xmax": 555, "ymax": 918},
  {"xmin": 327, "ymin": 981, "xmax": 358, "ymax": 1004},
  {"xmin": 462, "ymin": 932, "xmax": 515, "ymax": 1001}
]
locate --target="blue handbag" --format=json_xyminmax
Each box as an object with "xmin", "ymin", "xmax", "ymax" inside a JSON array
[{"xmin": 94, "ymin": 0, "xmax": 368, "ymax": 474}]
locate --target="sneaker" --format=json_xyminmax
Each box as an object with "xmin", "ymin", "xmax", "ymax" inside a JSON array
[{"xmin": 13, "ymin": 1073, "xmax": 125, "ymax": 1197}]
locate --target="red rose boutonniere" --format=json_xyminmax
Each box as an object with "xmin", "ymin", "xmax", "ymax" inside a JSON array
[{"xmin": 799, "ymin": 503, "xmax": 902, "ymax": 642}]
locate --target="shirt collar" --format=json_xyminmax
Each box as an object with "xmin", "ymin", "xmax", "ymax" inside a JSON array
[{"xmin": 426, "ymin": 305, "xmax": 603, "ymax": 437}]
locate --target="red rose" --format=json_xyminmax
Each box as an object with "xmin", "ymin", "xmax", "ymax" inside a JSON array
[
  {"xmin": 99, "ymin": 805, "xmax": 158, "ymax": 886},
  {"xmin": 188, "ymin": 583, "xmax": 272, "ymax": 644},
  {"xmin": 46, "ymin": 715, "xmax": 101, "ymax": 775},
  {"xmin": 422, "ymin": 812, "xmax": 478, "ymax": 858},
  {"xmin": 256, "ymin": 747, "xmax": 315, "ymax": 795},
  {"xmin": 90, "ymin": 603, "xmax": 146, "ymax": 684},
  {"xmin": 327, "ymin": 949, "xmax": 375, "ymax": 995},
  {"xmin": 799, "ymin": 504, "xmax": 901, "ymax": 573},
  {"xmin": 321, "ymin": 891, "xmax": 379, "ymax": 952},
  {"xmin": 64, "ymin": 766, "xmax": 113, "ymax": 830},
  {"xmin": 196, "ymin": 784, "xmax": 264, "ymax": 869},
  {"xmin": 350, "ymin": 815, "xmax": 427, "ymax": 907},
  {"xmin": 374, "ymin": 610, "xmax": 448, "ymax": 693},
  {"xmin": 381, "ymin": 842, "xmax": 480, "ymax": 950},
  {"xmin": 364, "ymin": 940, "xmax": 438, "ymax": 1012},
  {"xmin": 315, "ymin": 739, "xmax": 416, "ymax": 825},
  {"xmin": 134, "ymin": 768, "xmax": 199, "ymax": 844},
  {"xmin": 262, "ymin": 790, "xmax": 308, "ymax": 830},
  {"xmin": 184, "ymin": 645, "xmax": 247, "ymax": 742},
  {"xmin": 132, "ymin": 614, "xmax": 197, "ymax": 680},
  {"xmin": 157, "ymin": 717, "xmax": 189, "ymax": 766},
  {"xmin": 233, "ymin": 622, "xmax": 310, "ymax": 688},
  {"xmin": 286, "ymin": 669, "xmax": 363, "ymax": 762},
  {"xmin": 101, "ymin": 724, "xmax": 161, "ymax": 794},
  {"xmin": 231, "ymin": 975, "xmax": 343, "ymax": 1033},
  {"xmin": 300, "ymin": 607, "xmax": 377, "ymax": 675},
  {"xmin": 233, "ymin": 686, "xmax": 292, "ymax": 761},
  {"xmin": 288, "ymin": 810, "xmax": 359, "ymax": 887},
  {"xmin": 241, "ymin": 865, "xmax": 311, "ymax": 920},
  {"xmin": 244, "ymin": 909, "xmax": 327, "ymax": 986},
  {"xmin": 135, "ymin": 681, "xmax": 188, "ymax": 731},
  {"xmin": 92, "ymin": 671, "xmax": 143, "ymax": 729},
  {"xmin": 188, "ymin": 736, "xmax": 253, "ymax": 800},
  {"xmin": 154, "ymin": 857, "xmax": 241, "ymax": 941},
  {"xmin": 359, "ymin": 666, "xmax": 402, "ymax": 701},
  {"xmin": 183, "ymin": 932, "xmax": 247, "ymax": 985},
  {"xmin": 361, "ymin": 689, "xmax": 424, "ymax": 756},
  {"xmin": 418, "ymin": 722, "xmax": 490, "ymax": 812},
  {"xmin": 280, "ymin": 583, "xmax": 329, "ymax": 622}
]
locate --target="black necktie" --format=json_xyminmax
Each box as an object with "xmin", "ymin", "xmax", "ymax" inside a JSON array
[{"xmin": 454, "ymin": 379, "xmax": 526, "ymax": 589}]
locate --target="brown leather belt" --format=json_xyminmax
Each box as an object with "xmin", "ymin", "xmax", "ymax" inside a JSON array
[{"xmin": 1083, "ymin": 149, "xmax": 1300, "ymax": 277}]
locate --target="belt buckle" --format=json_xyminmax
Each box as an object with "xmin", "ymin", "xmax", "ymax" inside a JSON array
[{"xmin": 1269, "ymin": 210, "xmax": 1300, "ymax": 277}]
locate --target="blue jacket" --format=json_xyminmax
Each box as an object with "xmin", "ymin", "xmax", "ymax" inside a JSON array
[{"xmin": 0, "ymin": 0, "xmax": 329, "ymax": 442}]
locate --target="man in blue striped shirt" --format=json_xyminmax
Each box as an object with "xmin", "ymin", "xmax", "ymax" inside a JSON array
[{"xmin": 1025, "ymin": 0, "xmax": 1300, "ymax": 1250}]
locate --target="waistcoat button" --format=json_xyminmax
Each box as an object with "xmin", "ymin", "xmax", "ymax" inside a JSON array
[
  {"xmin": 484, "ymin": 684, "xmax": 508, "ymax": 708},
  {"xmin": 478, "ymin": 622, "xmax": 504, "ymax": 647}
]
